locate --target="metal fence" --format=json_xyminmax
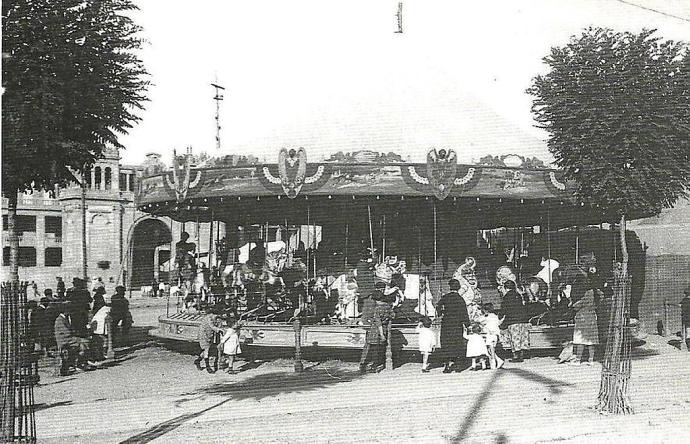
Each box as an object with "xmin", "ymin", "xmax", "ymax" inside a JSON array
[{"xmin": 1, "ymin": 282, "xmax": 38, "ymax": 443}]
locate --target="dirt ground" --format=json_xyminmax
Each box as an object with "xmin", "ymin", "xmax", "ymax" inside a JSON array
[{"xmin": 32, "ymin": 296, "xmax": 690, "ymax": 443}]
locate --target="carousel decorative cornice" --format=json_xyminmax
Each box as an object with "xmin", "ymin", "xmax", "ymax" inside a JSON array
[
  {"xmin": 477, "ymin": 154, "xmax": 547, "ymax": 169},
  {"xmin": 163, "ymin": 148, "xmax": 202, "ymax": 203}
]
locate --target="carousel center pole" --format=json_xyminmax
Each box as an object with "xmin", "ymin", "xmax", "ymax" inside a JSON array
[
  {"xmin": 367, "ymin": 204, "xmax": 375, "ymax": 262},
  {"xmin": 433, "ymin": 199, "xmax": 440, "ymax": 295}
]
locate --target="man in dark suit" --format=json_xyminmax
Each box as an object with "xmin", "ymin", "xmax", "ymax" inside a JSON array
[{"xmin": 66, "ymin": 278, "xmax": 92, "ymax": 337}]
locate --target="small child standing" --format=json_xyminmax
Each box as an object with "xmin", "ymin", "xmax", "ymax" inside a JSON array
[
  {"xmin": 219, "ymin": 319, "xmax": 242, "ymax": 374},
  {"xmin": 416, "ymin": 316, "xmax": 436, "ymax": 373},
  {"xmin": 464, "ymin": 323, "xmax": 489, "ymax": 370},
  {"xmin": 194, "ymin": 311, "xmax": 224, "ymax": 373},
  {"xmin": 481, "ymin": 303, "xmax": 505, "ymax": 370}
]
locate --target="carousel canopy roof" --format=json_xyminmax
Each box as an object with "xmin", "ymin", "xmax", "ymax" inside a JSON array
[{"xmin": 137, "ymin": 149, "xmax": 575, "ymax": 211}]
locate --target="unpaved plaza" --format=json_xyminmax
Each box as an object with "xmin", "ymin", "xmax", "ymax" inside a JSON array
[{"xmin": 30, "ymin": 297, "xmax": 690, "ymax": 443}]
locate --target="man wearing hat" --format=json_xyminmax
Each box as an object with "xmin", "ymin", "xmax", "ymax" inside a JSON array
[
  {"xmin": 110, "ymin": 285, "xmax": 133, "ymax": 338},
  {"xmin": 66, "ymin": 277, "xmax": 93, "ymax": 337},
  {"xmin": 680, "ymin": 285, "xmax": 690, "ymax": 351}
]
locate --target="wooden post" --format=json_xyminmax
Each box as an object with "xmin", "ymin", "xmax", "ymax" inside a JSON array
[
  {"xmin": 105, "ymin": 312, "xmax": 115, "ymax": 360},
  {"xmin": 385, "ymin": 322, "xmax": 393, "ymax": 371},
  {"xmin": 293, "ymin": 317, "xmax": 303, "ymax": 373}
]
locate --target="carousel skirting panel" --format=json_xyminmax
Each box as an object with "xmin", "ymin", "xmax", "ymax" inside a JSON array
[{"xmin": 150, "ymin": 314, "xmax": 575, "ymax": 351}]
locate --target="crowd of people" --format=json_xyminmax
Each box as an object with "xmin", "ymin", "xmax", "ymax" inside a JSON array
[{"xmin": 27, "ymin": 277, "xmax": 133, "ymax": 375}]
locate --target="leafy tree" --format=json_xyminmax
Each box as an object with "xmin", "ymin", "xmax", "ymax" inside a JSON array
[
  {"xmin": 528, "ymin": 28, "xmax": 690, "ymax": 414},
  {"xmin": 2, "ymin": 0, "xmax": 148, "ymax": 281}
]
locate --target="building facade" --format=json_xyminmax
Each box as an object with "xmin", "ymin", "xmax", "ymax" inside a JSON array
[{"xmin": 1, "ymin": 148, "xmax": 217, "ymax": 295}]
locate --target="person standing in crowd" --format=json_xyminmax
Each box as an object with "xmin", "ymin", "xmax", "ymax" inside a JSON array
[
  {"xmin": 355, "ymin": 254, "xmax": 376, "ymax": 306},
  {"xmin": 56, "ymin": 277, "xmax": 66, "ymax": 300},
  {"xmin": 571, "ymin": 283, "xmax": 600, "ymax": 366},
  {"xmin": 92, "ymin": 287, "xmax": 107, "ymax": 314},
  {"xmin": 110, "ymin": 286, "xmax": 133, "ymax": 338},
  {"xmin": 500, "ymin": 279, "xmax": 530, "ymax": 363},
  {"xmin": 91, "ymin": 277, "xmax": 105, "ymax": 294},
  {"xmin": 66, "ymin": 277, "xmax": 92, "ymax": 337},
  {"xmin": 359, "ymin": 285, "xmax": 393, "ymax": 373},
  {"xmin": 151, "ymin": 278, "xmax": 159, "ymax": 297},
  {"xmin": 194, "ymin": 308, "xmax": 224, "ymax": 373},
  {"xmin": 436, "ymin": 279, "xmax": 470, "ymax": 373},
  {"xmin": 416, "ymin": 316, "xmax": 436, "ymax": 373},
  {"xmin": 679, "ymin": 285, "xmax": 690, "ymax": 351},
  {"xmin": 54, "ymin": 302, "xmax": 96, "ymax": 372},
  {"xmin": 481, "ymin": 303, "xmax": 504, "ymax": 370},
  {"xmin": 90, "ymin": 302, "xmax": 111, "ymax": 361},
  {"xmin": 464, "ymin": 323, "xmax": 489, "ymax": 370},
  {"xmin": 34, "ymin": 293, "xmax": 57, "ymax": 357},
  {"xmin": 30, "ymin": 281, "xmax": 39, "ymax": 299},
  {"xmin": 219, "ymin": 316, "xmax": 242, "ymax": 374}
]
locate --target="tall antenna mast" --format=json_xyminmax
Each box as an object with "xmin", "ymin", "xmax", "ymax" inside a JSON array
[
  {"xmin": 211, "ymin": 80, "xmax": 225, "ymax": 150},
  {"xmin": 395, "ymin": 2, "xmax": 403, "ymax": 33}
]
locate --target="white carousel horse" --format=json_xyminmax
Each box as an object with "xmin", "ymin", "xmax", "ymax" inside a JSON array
[
  {"xmin": 330, "ymin": 273, "xmax": 359, "ymax": 320},
  {"xmin": 402, "ymin": 273, "xmax": 436, "ymax": 318},
  {"xmin": 535, "ymin": 258, "xmax": 560, "ymax": 287}
]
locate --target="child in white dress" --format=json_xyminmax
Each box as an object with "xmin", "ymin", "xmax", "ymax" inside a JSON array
[
  {"xmin": 464, "ymin": 323, "xmax": 489, "ymax": 370},
  {"xmin": 416, "ymin": 316, "xmax": 436, "ymax": 373},
  {"xmin": 481, "ymin": 303, "xmax": 505, "ymax": 370},
  {"xmin": 219, "ymin": 320, "xmax": 242, "ymax": 374}
]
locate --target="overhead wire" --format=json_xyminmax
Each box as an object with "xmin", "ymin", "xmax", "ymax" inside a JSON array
[{"xmin": 614, "ymin": 0, "xmax": 690, "ymax": 24}]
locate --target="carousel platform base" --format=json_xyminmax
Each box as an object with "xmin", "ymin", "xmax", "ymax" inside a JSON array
[{"xmin": 149, "ymin": 313, "xmax": 577, "ymax": 351}]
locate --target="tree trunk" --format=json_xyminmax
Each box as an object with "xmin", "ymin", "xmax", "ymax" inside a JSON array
[
  {"xmin": 6, "ymin": 193, "xmax": 20, "ymax": 283},
  {"xmin": 81, "ymin": 180, "xmax": 88, "ymax": 280},
  {"xmin": 596, "ymin": 214, "xmax": 633, "ymax": 414}
]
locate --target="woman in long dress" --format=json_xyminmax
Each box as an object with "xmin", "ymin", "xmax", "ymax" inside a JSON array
[
  {"xmin": 436, "ymin": 279, "xmax": 470, "ymax": 372},
  {"xmin": 571, "ymin": 287, "xmax": 600, "ymax": 365}
]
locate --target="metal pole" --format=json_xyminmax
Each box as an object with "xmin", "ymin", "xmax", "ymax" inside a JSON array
[
  {"xmin": 433, "ymin": 200, "xmax": 439, "ymax": 295},
  {"xmin": 344, "ymin": 222, "xmax": 349, "ymax": 268},
  {"xmin": 209, "ymin": 211, "xmax": 214, "ymax": 269},
  {"xmin": 367, "ymin": 204, "xmax": 375, "ymax": 262},
  {"xmin": 382, "ymin": 214, "xmax": 386, "ymax": 259}
]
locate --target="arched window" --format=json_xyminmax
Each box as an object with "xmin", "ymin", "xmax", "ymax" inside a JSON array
[
  {"xmin": 94, "ymin": 166, "xmax": 102, "ymax": 190},
  {"xmin": 105, "ymin": 167, "xmax": 112, "ymax": 190}
]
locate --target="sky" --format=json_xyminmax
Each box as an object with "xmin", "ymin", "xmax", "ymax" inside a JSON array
[{"xmin": 119, "ymin": 0, "xmax": 690, "ymax": 166}]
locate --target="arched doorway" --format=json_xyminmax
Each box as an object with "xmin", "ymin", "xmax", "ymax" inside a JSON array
[{"xmin": 129, "ymin": 218, "xmax": 172, "ymax": 289}]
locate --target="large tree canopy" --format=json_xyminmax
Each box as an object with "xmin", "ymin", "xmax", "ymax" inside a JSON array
[
  {"xmin": 2, "ymin": 0, "xmax": 148, "ymax": 194},
  {"xmin": 528, "ymin": 28, "xmax": 690, "ymax": 220}
]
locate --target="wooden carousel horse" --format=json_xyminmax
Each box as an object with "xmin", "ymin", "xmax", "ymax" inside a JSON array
[{"xmin": 453, "ymin": 257, "xmax": 483, "ymax": 322}]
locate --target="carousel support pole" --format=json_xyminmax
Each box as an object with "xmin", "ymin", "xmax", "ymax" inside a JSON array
[
  {"xmin": 105, "ymin": 312, "xmax": 115, "ymax": 361},
  {"xmin": 306, "ymin": 206, "xmax": 311, "ymax": 284},
  {"xmin": 209, "ymin": 211, "xmax": 215, "ymax": 270},
  {"xmin": 367, "ymin": 205, "xmax": 375, "ymax": 262},
  {"xmin": 385, "ymin": 320, "xmax": 393, "ymax": 371},
  {"xmin": 575, "ymin": 226, "xmax": 580, "ymax": 265},
  {"xmin": 382, "ymin": 214, "xmax": 386, "ymax": 260},
  {"xmin": 313, "ymin": 223, "xmax": 317, "ymax": 280},
  {"xmin": 547, "ymin": 208, "xmax": 552, "ymax": 287},
  {"xmin": 433, "ymin": 200, "xmax": 440, "ymax": 295},
  {"xmin": 344, "ymin": 222, "xmax": 349, "ymax": 268},
  {"xmin": 196, "ymin": 216, "xmax": 201, "ymax": 308},
  {"xmin": 293, "ymin": 312, "xmax": 303, "ymax": 373}
]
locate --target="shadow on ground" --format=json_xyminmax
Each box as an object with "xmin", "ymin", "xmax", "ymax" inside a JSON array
[
  {"xmin": 450, "ymin": 367, "xmax": 575, "ymax": 443},
  {"xmin": 33, "ymin": 400, "xmax": 73, "ymax": 412},
  {"xmin": 119, "ymin": 367, "xmax": 362, "ymax": 444}
]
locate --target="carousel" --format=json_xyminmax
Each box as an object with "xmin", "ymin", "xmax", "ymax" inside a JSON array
[{"xmin": 143, "ymin": 147, "xmax": 615, "ymax": 352}]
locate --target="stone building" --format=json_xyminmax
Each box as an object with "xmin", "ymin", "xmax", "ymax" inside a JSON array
[{"xmin": 1, "ymin": 148, "xmax": 216, "ymax": 295}]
